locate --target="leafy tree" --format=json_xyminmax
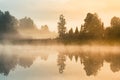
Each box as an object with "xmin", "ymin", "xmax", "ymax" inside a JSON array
[
  {"xmin": 80, "ymin": 13, "xmax": 104, "ymax": 39},
  {"xmin": 105, "ymin": 16, "xmax": 120, "ymax": 39},
  {"xmin": 111, "ymin": 16, "xmax": 120, "ymax": 27},
  {"xmin": 0, "ymin": 11, "xmax": 18, "ymax": 33},
  {"xmin": 0, "ymin": 10, "xmax": 18, "ymax": 38},
  {"xmin": 57, "ymin": 15, "xmax": 66, "ymax": 39},
  {"xmin": 19, "ymin": 17, "xmax": 36, "ymax": 30}
]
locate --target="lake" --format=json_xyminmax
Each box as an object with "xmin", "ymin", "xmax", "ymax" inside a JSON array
[{"xmin": 0, "ymin": 45, "xmax": 120, "ymax": 80}]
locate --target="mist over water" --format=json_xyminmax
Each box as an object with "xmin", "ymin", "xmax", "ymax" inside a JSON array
[
  {"xmin": 1, "ymin": 0, "xmax": 120, "ymax": 80},
  {"xmin": 0, "ymin": 44, "xmax": 120, "ymax": 80}
]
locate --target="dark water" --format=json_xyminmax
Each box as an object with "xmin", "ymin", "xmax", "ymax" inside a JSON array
[{"xmin": 0, "ymin": 45, "xmax": 120, "ymax": 80}]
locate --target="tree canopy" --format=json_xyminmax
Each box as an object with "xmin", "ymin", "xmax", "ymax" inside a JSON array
[
  {"xmin": 0, "ymin": 11, "xmax": 18, "ymax": 34},
  {"xmin": 0, "ymin": 10, "xmax": 18, "ymax": 39},
  {"xmin": 0, "ymin": 10, "xmax": 120, "ymax": 41},
  {"xmin": 105, "ymin": 16, "xmax": 120, "ymax": 39},
  {"xmin": 57, "ymin": 14, "xmax": 66, "ymax": 39},
  {"xmin": 80, "ymin": 13, "xmax": 104, "ymax": 39},
  {"xmin": 19, "ymin": 17, "xmax": 37, "ymax": 30}
]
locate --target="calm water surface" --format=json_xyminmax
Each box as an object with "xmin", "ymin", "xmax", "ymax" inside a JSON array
[{"xmin": 0, "ymin": 45, "xmax": 120, "ymax": 80}]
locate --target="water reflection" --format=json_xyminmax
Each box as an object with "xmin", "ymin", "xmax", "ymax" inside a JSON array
[
  {"xmin": 59, "ymin": 51, "xmax": 104, "ymax": 76},
  {"xmin": 57, "ymin": 49, "xmax": 120, "ymax": 76},
  {"xmin": 57, "ymin": 53, "xmax": 66, "ymax": 74},
  {"xmin": 0, "ymin": 45, "xmax": 120, "ymax": 77},
  {"xmin": 105, "ymin": 53, "xmax": 120, "ymax": 72},
  {"xmin": 0, "ymin": 49, "xmax": 48, "ymax": 76},
  {"xmin": 0, "ymin": 53, "xmax": 18, "ymax": 76}
]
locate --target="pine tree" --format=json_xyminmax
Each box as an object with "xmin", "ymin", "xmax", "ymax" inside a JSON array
[{"xmin": 57, "ymin": 15, "xmax": 66, "ymax": 39}]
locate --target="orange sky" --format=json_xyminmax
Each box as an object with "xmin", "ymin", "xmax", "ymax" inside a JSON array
[{"xmin": 0, "ymin": 0, "xmax": 120, "ymax": 31}]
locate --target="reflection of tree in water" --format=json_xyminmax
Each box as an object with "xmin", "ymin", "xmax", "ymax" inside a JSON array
[
  {"xmin": 1, "ymin": 48, "xmax": 120, "ymax": 76},
  {"xmin": 57, "ymin": 51, "xmax": 104, "ymax": 76},
  {"xmin": 105, "ymin": 53, "xmax": 120, "ymax": 72},
  {"xmin": 80, "ymin": 53, "xmax": 103, "ymax": 76},
  {"xmin": 0, "ymin": 53, "xmax": 35, "ymax": 76},
  {"xmin": 57, "ymin": 53, "xmax": 66, "ymax": 74},
  {"xmin": 18, "ymin": 55, "xmax": 35, "ymax": 68},
  {"xmin": 0, "ymin": 52, "xmax": 48, "ymax": 76},
  {"xmin": 0, "ymin": 54, "xmax": 18, "ymax": 76}
]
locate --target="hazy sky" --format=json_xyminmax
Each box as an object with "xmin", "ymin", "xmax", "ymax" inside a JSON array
[{"xmin": 0, "ymin": 0, "xmax": 120, "ymax": 31}]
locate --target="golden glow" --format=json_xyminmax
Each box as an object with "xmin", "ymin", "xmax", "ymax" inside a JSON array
[{"xmin": 1, "ymin": 0, "xmax": 120, "ymax": 31}]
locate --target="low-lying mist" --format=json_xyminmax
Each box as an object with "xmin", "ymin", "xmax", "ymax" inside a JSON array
[
  {"xmin": 0, "ymin": 44, "xmax": 120, "ymax": 76},
  {"xmin": 0, "ymin": 44, "xmax": 120, "ymax": 55}
]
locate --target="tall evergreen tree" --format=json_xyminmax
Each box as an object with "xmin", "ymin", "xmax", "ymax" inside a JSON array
[
  {"xmin": 57, "ymin": 15, "xmax": 66, "ymax": 39},
  {"xmin": 75, "ymin": 27, "xmax": 79, "ymax": 34},
  {"xmin": 68, "ymin": 28, "xmax": 74, "ymax": 39},
  {"xmin": 74, "ymin": 27, "xmax": 79, "ymax": 39},
  {"xmin": 69, "ymin": 28, "xmax": 73, "ymax": 35}
]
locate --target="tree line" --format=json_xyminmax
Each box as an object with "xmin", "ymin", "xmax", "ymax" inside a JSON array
[
  {"xmin": 0, "ymin": 10, "xmax": 57, "ymax": 39},
  {"xmin": 57, "ymin": 13, "xmax": 120, "ymax": 41},
  {"xmin": 0, "ymin": 10, "xmax": 120, "ymax": 41},
  {"xmin": 0, "ymin": 10, "xmax": 37, "ymax": 39}
]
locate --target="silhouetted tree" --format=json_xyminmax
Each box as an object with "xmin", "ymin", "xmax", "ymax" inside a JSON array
[
  {"xmin": 57, "ymin": 15, "xmax": 66, "ymax": 39},
  {"xmin": 69, "ymin": 28, "xmax": 73, "ymax": 35},
  {"xmin": 68, "ymin": 28, "xmax": 74, "ymax": 39},
  {"xmin": 111, "ymin": 16, "xmax": 120, "ymax": 27},
  {"xmin": 104, "ymin": 27, "xmax": 111, "ymax": 39},
  {"xmin": 0, "ymin": 10, "xmax": 18, "ymax": 38},
  {"xmin": 80, "ymin": 13, "xmax": 104, "ymax": 39},
  {"xmin": 75, "ymin": 27, "xmax": 79, "ymax": 34},
  {"xmin": 105, "ymin": 16, "xmax": 120, "ymax": 40},
  {"xmin": 74, "ymin": 27, "xmax": 79, "ymax": 39}
]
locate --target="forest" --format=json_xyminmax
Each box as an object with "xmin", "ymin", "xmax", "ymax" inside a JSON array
[
  {"xmin": 0, "ymin": 10, "xmax": 120, "ymax": 44},
  {"xmin": 57, "ymin": 14, "xmax": 120, "ymax": 41}
]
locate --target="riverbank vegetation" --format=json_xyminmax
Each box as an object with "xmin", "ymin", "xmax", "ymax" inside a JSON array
[{"xmin": 0, "ymin": 10, "xmax": 120, "ymax": 45}]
